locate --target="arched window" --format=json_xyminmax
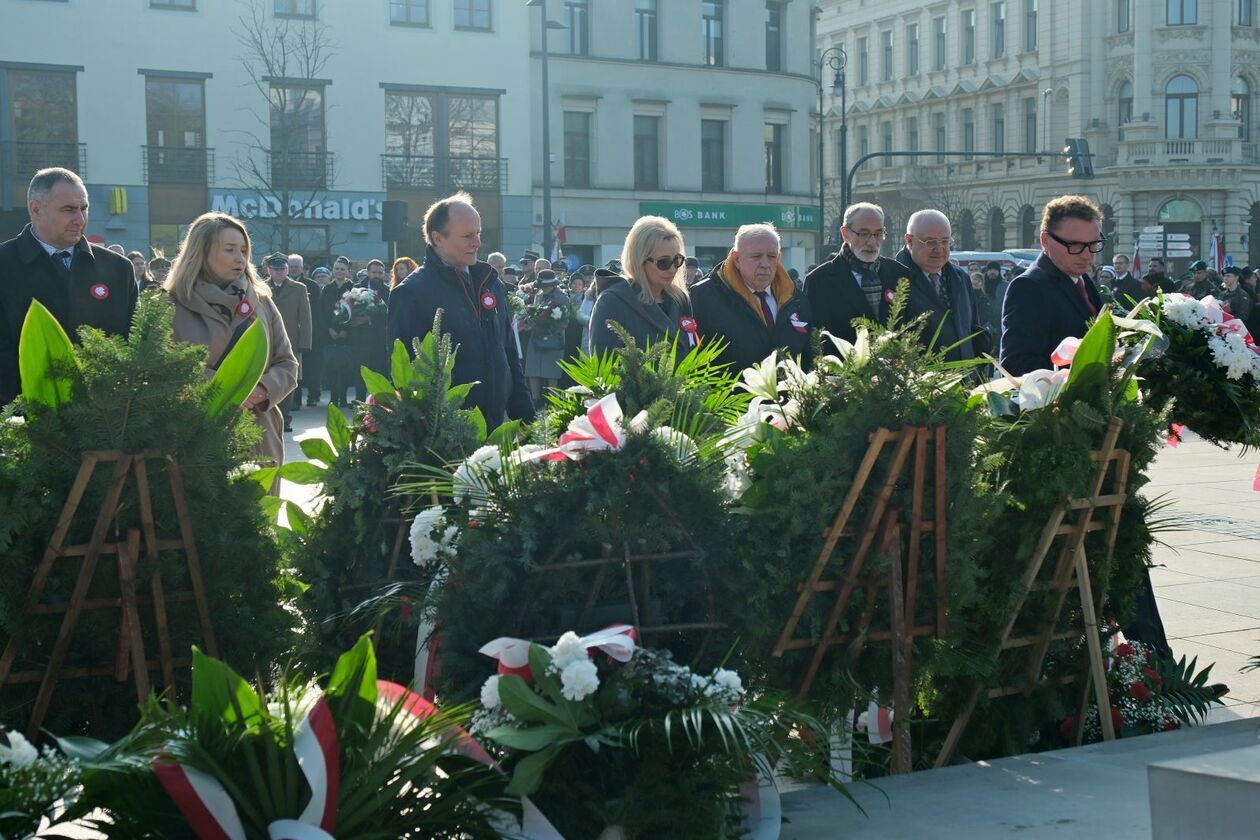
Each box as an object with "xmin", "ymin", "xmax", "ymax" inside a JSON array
[
  {"xmin": 1157, "ymin": 198, "xmax": 1202, "ymax": 223},
  {"xmin": 958, "ymin": 209, "xmax": 977, "ymax": 250},
  {"xmin": 1118, "ymin": 80, "xmax": 1133, "ymax": 140},
  {"xmin": 1165, "ymin": 75, "xmax": 1198, "ymax": 139},
  {"xmin": 1019, "ymin": 205, "xmax": 1036, "ymax": 248},
  {"xmin": 1233, "ymin": 76, "xmax": 1251, "ymax": 140},
  {"xmin": 989, "ymin": 207, "xmax": 1006, "ymax": 250}
]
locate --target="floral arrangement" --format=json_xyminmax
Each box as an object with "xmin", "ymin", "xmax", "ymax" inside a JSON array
[
  {"xmin": 335, "ymin": 286, "xmax": 387, "ymax": 325},
  {"xmin": 58, "ymin": 636, "xmax": 509, "ymax": 839},
  {"xmin": 473, "ymin": 627, "xmax": 840, "ymax": 839},
  {"xmin": 0, "ymin": 728, "xmax": 80, "ymax": 838},
  {"xmin": 1128, "ymin": 292, "xmax": 1260, "ymax": 448},
  {"xmin": 1060, "ymin": 636, "xmax": 1219, "ymax": 743},
  {"xmin": 517, "ymin": 297, "xmax": 575, "ymax": 341}
]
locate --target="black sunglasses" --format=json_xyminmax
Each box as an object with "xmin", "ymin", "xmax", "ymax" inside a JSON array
[
  {"xmin": 1046, "ymin": 230, "xmax": 1107, "ymax": 255},
  {"xmin": 643, "ymin": 254, "xmax": 686, "ymax": 271}
]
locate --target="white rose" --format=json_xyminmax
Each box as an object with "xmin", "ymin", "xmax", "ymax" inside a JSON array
[{"xmin": 560, "ymin": 659, "xmax": 599, "ymax": 701}]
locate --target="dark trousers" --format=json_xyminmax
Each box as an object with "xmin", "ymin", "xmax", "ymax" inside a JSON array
[
  {"xmin": 324, "ymin": 343, "xmax": 357, "ymax": 405},
  {"xmin": 300, "ymin": 344, "xmax": 324, "ymax": 404}
]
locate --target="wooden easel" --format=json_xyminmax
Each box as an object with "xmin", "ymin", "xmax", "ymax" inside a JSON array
[
  {"xmin": 934, "ymin": 416, "xmax": 1130, "ymax": 767},
  {"xmin": 773, "ymin": 426, "xmax": 950, "ymax": 772},
  {"xmin": 0, "ymin": 449, "xmax": 217, "ymax": 739}
]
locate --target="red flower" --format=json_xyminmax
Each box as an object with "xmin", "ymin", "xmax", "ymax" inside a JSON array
[
  {"xmin": 1162, "ymin": 717, "xmax": 1179, "ymax": 732},
  {"xmin": 468, "ymin": 520, "xmax": 482, "ymax": 528},
  {"xmin": 1143, "ymin": 666, "xmax": 1162, "ymax": 685},
  {"xmin": 1110, "ymin": 708, "xmax": 1125, "ymax": 731},
  {"xmin": 1059, "ymin": 716, "xmax": 1076, "ymax": 739},
  {"xmin": 1115, "ymin": 643, "xmax": 1135, "ymax": 658},
  {"xmin": 1130, "ymin": 681, "xmax": 1151, "ymax": 702}
]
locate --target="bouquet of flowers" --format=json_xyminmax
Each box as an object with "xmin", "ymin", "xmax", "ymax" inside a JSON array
[
  {"xmin": 474, "ymin": 627, "xmax": 842, "ymax": 839},
  {"xmin": 0, "ymin": 728, "xmax": 80, "ymax": 839},
  {"xmin": 517, "ymin": 298, "xmax": 574, "ymax": 336},
  {"xmin": 1130, "ymin": 292, "xmax": 1260, "ymax": 447},
  {"xmin": 336, "ymin": 286, "xmax": 387, "ymax": 326},
  {"xmin": 1060, "ymin": 636, "xmax": 1219, "ymax": 743}
]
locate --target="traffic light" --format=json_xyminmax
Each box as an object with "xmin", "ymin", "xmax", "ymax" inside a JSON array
[{"xmin": 1063, "ymin": 138, "xmax": 1094, "ymax": 179}]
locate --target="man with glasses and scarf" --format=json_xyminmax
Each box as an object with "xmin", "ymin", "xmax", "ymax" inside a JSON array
[
  {"xmin": 805, "ymin": 202, "xmax": 903, "ymax": 344},
  {"xmin": 1000, "ymin": 195, "xmax": 1106, "ymax": 376}
]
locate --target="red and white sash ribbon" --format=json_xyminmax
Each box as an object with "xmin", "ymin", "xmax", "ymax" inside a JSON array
[
  {"xmin": 153, "ymin": 761, "xmax": 248, "ymax": 840},
  {"xmin": 292, "ymin": 696, "xmax": 339, "ymax": 834},
  {"xmin": 530, "ymin": 394, "xmax": 646, "ymax": 462}
]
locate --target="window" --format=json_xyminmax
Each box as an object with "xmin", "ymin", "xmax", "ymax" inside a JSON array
[
  {"xmin": 1239, "ymin": 0, "xmax": 1253, "ymax": 25},
  {"xmin": 6, "ymin": 69, "xmax": 80, "ymax": 178},
  {"xmin": 703, "ymin": 1, "xmax": 724, "ymax": 66},
  {"xmin": 992, "ymin": 2, "xmax": 1005, "ymax": 57},
  {"xmin": 145, "ymin": 77, "xmax": 206, "ymax": 183},
  {"xmin": 1117, "ymin": 0, "xmax": 1130, "ymax": 32},
  {"xmin": 1233, "ymin": 77, "xmax": 1251, "ymax": 139},
  {"xmin": 881, "ymin": 30, "xmax": 893, "ymax": 81},
  {"xmin": 384, "ymin": 91, "xmax": 436, "ymax": 183},
  {"xmin": 1023, "ymin": 96, "xmax": 1037, "ymax": 152},
  {"xmin": 1167, "ymin": 0, "xmax": 1196, "ymax": 25},
  {"xmin": 634, "ymin": 115, "xmax": 660, "ymax": 189},
  {"xmin": 454, "ymin": 0, "xmax": 491, "ymax": 31},
  {"xmin": 962, "ymin": 9, "xmax": 975, "ymax": 64},
  {"xmin": 933, "ymin": 17, "xmax": 947, "ymax": 70},
  {"xmin": 390, "ymin": 0, "xmax": 429, "ymax": 26},
  {"xmin": 962, "ymin": 108, "xmax": 975, "ymax": 158},
  {"xmin": 565, "ymin": 0, "xmax": 589, "ymax": 55},
  {"xmin": 1019, "ymin": 205, "xmax": 1036, "ymax": 247},
  {"xmin": 880, "ymin": 121, "xmax": 893, "ymax": 165},
  {"xmin": 907, "ymin": 24, "xmax": 919, "ymax": 75},
  {"xmin": 270, "ymin": 84, "xmax": 326, "ymax": 187},
  {"xmin": 274, "ymin": 0, "xmax": 315, "ymax": 17},
  {"xmin": 1024, "ymin": 0, "xmax": 1037, "ymax": 50},
  {"xmin": 858, "ymin": 37, "xmax": 869, "ymax": 85},
  {"xmin": 859, "ymin": 125, "xmax": 870, "ymax": 160},
  {"xmin": 765, "ymin": 3, "xmax": 784, "ymax": 72},
  {"xmin": 563, "ymin": 111, "xmax": 591, "ymax": 187},
  {"xmin": 701, "ymin": 119, "xmax": 725, "ymax": 191},
  {"xmin": 151, "ymin": 0, "xmax": 195, "ymax": 9},
  {"xmin": 1118, "ymin": 80, "xmax": 1133, "ymax": 139},
  {"xmin": 384, "ymin": 91, "xmax": 500, "ymax": 188},
  {"xmin": 636, "ymin": 0, "xmax": 658, "ymax": 61},
  {"xmin": 764, "ymin": 123, "xmax": 784, "ymax": 191},
  {"xmin": 933, "ymin": 112, "xmax": 946, "ymax": 162},
  {"xmin": 991, "ymin": 102, "xmax": 1005, "ymax": 153},
  {"xmin": 907, "ymin": 116, "xmax": 919, "ymax": 153},
  {"xmin": 447, "ymin": 95, "xmax": 498, "ymax": 158},
  {"xmin": 1165, "ymin": 74, "xmax": 1198, "ymax": 138}
]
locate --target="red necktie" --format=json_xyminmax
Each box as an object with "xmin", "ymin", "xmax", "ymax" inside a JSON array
[
  {"xmin": 755, "ymin": 290, "xmax": 775, "ymax": 328},
  {"xmin": 1076, "ymin": 278, "xmax": 1098, "ymax": 316}
]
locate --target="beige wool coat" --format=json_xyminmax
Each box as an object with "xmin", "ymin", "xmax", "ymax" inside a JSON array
[
  {"xmin": 170, "ymin": 285, "xmax": 299, "ymax": 472},
  {"xmin": 268, "ymin": 277, "xmax": 313, "ymax": 374}
]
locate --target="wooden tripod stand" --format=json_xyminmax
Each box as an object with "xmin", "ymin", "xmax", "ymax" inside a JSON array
[{"xmin": 0, "ymin": 449, "xmax": 216, "ymax": 739}]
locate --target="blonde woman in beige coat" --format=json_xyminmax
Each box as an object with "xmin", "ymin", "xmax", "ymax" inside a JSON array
[{"xmin": 165, "ymin": 212, "xmax": 298, "ymax": 475}]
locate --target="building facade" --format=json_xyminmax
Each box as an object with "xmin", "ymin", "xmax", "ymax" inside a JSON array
[{"xmin": 818, "ymin": 0, "xmax": 1260, "ymax": 272}]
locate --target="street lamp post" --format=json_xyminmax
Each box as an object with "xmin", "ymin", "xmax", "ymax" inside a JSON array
[
  {"xmin": 528, "ymin": 0, "xmax": 566, "ymax": 259},
  {"xmin": 817, "ymin": 46, "xmax": 847, "ymax": 259}
]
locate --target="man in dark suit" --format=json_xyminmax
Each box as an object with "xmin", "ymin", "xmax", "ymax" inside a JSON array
[
  {"xmin": 999, "ymin": 195, "xmax": 1106, "ymax": 376},
  {"xmin": 893, "ymin": 209, "xmax": 991, "ymax": 362},
  {"xmin": 805, "ymin": 202, "xmax": 904, "ymax": 344},
  {"xmin": 0, "ymin": 167, "xmax": 137, "ymax": 405}
]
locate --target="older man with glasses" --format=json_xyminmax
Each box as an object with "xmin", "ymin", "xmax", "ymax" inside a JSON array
[
  {"xmin": 1000, "ymin": 195, "xmax": 1107, "ymax": 376},
  {"xmin": 805, "ymin": 202, "xmax": 905, "ymax": 344},
  {"xmin": 893, "ymin": 209, "xmax": 991, "ymax": 364}
]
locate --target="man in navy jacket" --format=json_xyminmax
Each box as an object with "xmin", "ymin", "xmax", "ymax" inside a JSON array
[
  {"xmin": 1000, "ymin": 196, "xmax": 1106, "ymax": 376},
  {"xmin": 386, "ymin": 193, "xmax": 533, "ymax": 426}
]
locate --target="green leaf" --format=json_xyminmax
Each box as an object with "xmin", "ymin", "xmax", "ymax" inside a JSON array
[
  {"xmin": 299, "ymin": 437, "xmax": 337, "ymax": 466},
  {"xmin": 390, "ymin": 339, "xmax": 412, "ymax": 390},
  {"xmin": 259, "ymin": 494, "xmax": 284, "ymax": 524},
  {"xmin": 506, "ymin": 745, "xmax": 562, "ymax": 796},
  {"xmin": 18, "ymin": 299, "xmax": 76, "ymax": 410},
  {"xmin": 497, "ymin": 674, "xmax": 569, "ymax": 726},
  {"xmin": 1062, "ymin": 306, "xmax": 1115, "ymax": 405},
  {"xmin": 528, "ymin": 645, "xmax": 567, "ymax": 709},
  {"xmin": 190, "ymin": 646, "xmax": 262, "ymax": 727},
  {"xmin": 283, "ymin": 500, "xmax": 310, "ymax": 537},
  {"xmin": 360, "ymin": 366, "xmax": 396, "ymax": 399},
  {"xmin": 326, "ymin": 402, "xmax": 352, "ymax": 450},
  {"xmin": 243, "ymin": 466, "xmax": 279, "ymax": 492},
  {"xmin": 53, "ymin": 735, "xmax": 111, "ymax": 762},
  {"xmin": 487, "ymin": 420, "xmax": 522, "ymax": 447},
  {"xmin": 205, "ymin": 319, "xmax": 269, "ymax": 419},
  {"xmin": 446, "ymin": 382, "xmax": 474, "ymax": 407},
  {"xmin": 484, "ymin": 723, "xmax": 578, "ymax": 752},
  {"xmin": 325, "ymin": 635, "xmax": 379, "ymax": 743},
  {"xmin": 467, "ymin": 407, "xmax": 487, "ymax": 443},
  {"xmin": 276, "ymin": 461, "xmax": 325, "ymax": 485}
]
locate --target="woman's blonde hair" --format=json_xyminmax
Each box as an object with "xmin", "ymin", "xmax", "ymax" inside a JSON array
[
  {"xmin": 620, "ymin": 215, "xmax": 688, "ymax": 306},
  {"xmin": 391, "ymin": 256, "xmax": 418, "ymax": 289},
  {"xmin": 165, "ymin": 212, "xmax": 268, "ymax": 305}
]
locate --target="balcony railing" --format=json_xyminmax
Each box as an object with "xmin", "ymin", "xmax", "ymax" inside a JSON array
[
  {"xmin": 267, "ymin": 150, "xmax": 333, "ymax": 190},
  {"xmin": 142, "ymin": 146, "xmax": 214, "ymax": 185},
  {"xmin": 1, "ymin": 141, "xmax": 88, "ymax": 183},
  {"xmin": 1115, "ymin": 137, "xmax": 1260, "ymax": 166},
  {"xmin": 381, "ymin": 154, "xmax": 508, "ymax": 191}
]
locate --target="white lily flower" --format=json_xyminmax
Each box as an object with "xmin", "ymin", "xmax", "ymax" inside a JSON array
[
  {"xmin": 740, "ymin": 354, "xmax": 782, "ymax": 400},
  {"xmin": 1016, "ymin": 368, "xmax": 1069, "ymax": 411}
]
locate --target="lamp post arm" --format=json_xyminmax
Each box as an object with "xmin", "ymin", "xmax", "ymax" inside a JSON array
[{"xmin": 844, "ymin": 150, "xmax": 1064, "ymax": 214}]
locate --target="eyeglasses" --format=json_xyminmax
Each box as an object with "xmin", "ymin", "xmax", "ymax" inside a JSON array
[
  {"xmin": 848, "ymin": 228, "xmax": 886, "ymax": 240},
  {"xmin": 912, "ymin": 235, "xmax": 954, "ymax": 250},
  {"xmin": 643, "ymin": 253, "xmax": 686, "ymax": 271},
  {"xmin": 1046, "ymin": 230, "xmax": 1107, "ymax": 255}
]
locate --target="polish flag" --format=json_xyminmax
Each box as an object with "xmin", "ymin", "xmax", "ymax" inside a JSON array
[{"xmin": 1131, "ymin": 240, "xmax": 1141, "ymax": 277}]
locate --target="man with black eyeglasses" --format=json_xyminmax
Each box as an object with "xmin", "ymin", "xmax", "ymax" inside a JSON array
[
  {"xmin": 805, "ymin": 202, "xmax": 904, "ymax": 344},
  {"xmin": 1000, "ymin": 195, "xmax": 1106, "ymax": 376}
]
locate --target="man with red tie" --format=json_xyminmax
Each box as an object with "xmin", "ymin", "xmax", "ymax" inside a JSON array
[{"xmin": 999, "ymin": 195, "xmax": 1106, "ymax": 376}]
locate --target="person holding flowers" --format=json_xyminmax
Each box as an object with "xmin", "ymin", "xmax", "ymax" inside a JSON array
[{"xmin": 521, "ymin": 269, "xmax": 573, "ymax": 400}]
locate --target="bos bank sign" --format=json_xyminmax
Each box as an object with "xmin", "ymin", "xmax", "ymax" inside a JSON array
[{"xmin": 210, "ymin": 191, "xmax": 385, "ymax": 222}]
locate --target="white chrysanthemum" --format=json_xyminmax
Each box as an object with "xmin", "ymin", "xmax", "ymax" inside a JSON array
[
  {"xmin": 551, "ymin": 306, "xmax": 564, "ymax": 319},
  {"xmin": 560, "ymin": 659, "xmax": 599, "ymax": 701},
  {"xmin": 549, "ymin": 631, "xmax": 589, "ymax": 671},
  {"xmin": 409, "ymin": 505, "xmax": 450, "ymax": 567},
  {"xmin": 0, "ymin": 729, "xmax": 38, "ymax": 768},
  {"xmin": 1162, "ymin": 294, "xmax": 1207, "ymax": 329},
  {"xmin": 480, "ymin": 675, "xmax": 502, "ymax": 710},
  {"xmin": 1207, "ymin": 332, "xmax": 1255, "ymax": 380},
  {"xmin": 712, "ymin": 668, "xmax": 743, "ymax": 695},
  {"xmin": 453, "ymin": 444, "xmax": 504, "ymax": 503}
]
